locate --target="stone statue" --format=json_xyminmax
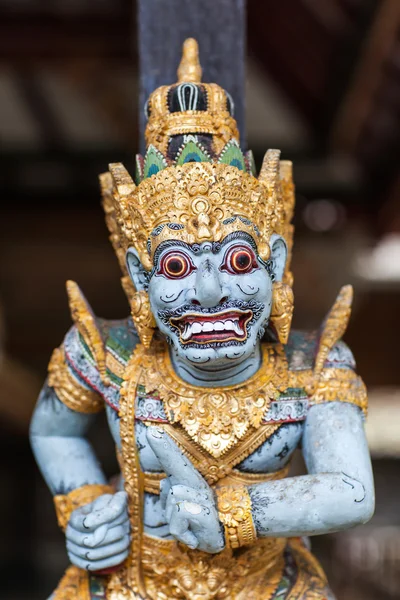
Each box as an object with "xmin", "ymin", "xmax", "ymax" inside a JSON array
[{"xmin": 30, "ymin": 39, "xmax": 374, "ymax": 600}]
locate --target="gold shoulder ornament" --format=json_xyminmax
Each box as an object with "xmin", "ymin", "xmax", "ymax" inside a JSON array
[
  {"xmin": 288, "ymin": 285, "xmax": 368, "ymax": 415},
  {"xmin": 66, "ymin": 280, "xmax": 110, "ymax": 385},
  {"xmin": 48, "ymin": 346, "xmax": 103, "ymax": 414}
]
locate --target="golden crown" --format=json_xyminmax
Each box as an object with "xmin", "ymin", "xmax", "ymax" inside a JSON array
[
  {"xmin": 145, "ymin": 38, "xmax": 239, "ymax": 156},
  {"xmin": 100, "ymin": 39, "xmax": 295, "ymax": 303}
]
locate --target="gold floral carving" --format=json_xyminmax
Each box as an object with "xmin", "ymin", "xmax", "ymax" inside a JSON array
[
  {"xmin": 139, "ymin": 533, "xmax": 286, "ymax": 600},
  {"xmin": 48, "ymin": 347, "xmax": 104, "ymax": 414},
  {"xmin": 135, "ymin": 339, "xmax": 288, "ymax": 458},
  {"xmin": 279, "ymin": 160, "xmax": 295, "ymax": 286},
  {"xmin": 286, "ymin": 538, "xmax": 330, "ymax": 599},
  {"xmin": 53, "ymin": 484, "xmax": 114, "ymax": 531},
  {"xmin": 154, "ymin": 421, "xmax": 283, "ymax": 486},
  {"xmin": 145, "ymin": 39, "xmax": 239, "ymax": 156},
  {"xmin": 53, "ymin": 565, "xmax": 90, "ymax": 600},
  {"xmin": 142, "ymin": 464, "xmax": 290, "ymax": 495},
  {"xmin": 128, "ymin": 290, "xmax": 156, "ymax": 349},
  {"xmin": 66, "ymin": 280, "xmax": 110, "ymax": 386},
  {"xmin": 146, "ymin": 108, "xmax": 239, "ymax": 157},
  {"xmin": 288, "ymin": 368, "xmax": 368, "ymax": 416},
  {"xmin": 270, "ymin": 281, "xmax": 294, "ymax": 345},
  {"xmin": 217, "ymin": 485, "xmax": 257, "ymax": 549},
  {"xmin": 101, "ymin": 157, "xmax": 295, "ymax": 302},
  {"xmin": 217, "ymin": 464, "xmax": 290, "ymax": 488},
  {"xmin": 118, "ymin": 355, "xmax": 147, "ymax": 598},
  {"xmin": 312, "ymin": 368, "xmax": 368, "ymax": 415}
]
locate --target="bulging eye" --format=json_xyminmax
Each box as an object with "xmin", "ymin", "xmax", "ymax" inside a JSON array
[
  {"xmin": 158, "ymin": 250, "xmax": 196, "ymax": 279},
  {"xmin": 220, "ymin": 245, "xmax": 258, "ymax": 275}
]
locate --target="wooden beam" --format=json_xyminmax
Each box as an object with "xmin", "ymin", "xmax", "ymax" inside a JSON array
[{"xmin": 137, "ymin": 0, "xmax": 246, "ymax": 152}]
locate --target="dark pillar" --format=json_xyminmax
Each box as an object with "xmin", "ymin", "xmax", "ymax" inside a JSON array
[{"xmin": 137, "ymin": 0, "xmax": 246, "ymax": 153}]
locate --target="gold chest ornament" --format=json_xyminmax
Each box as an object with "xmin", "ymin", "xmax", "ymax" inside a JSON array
[{"xmin": 124, "ymin": 338, "xmax": 289, "ymax": 459}]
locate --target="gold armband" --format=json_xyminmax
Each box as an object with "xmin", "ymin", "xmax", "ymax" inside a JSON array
[
  {"xmin": 48, "ymin": 346, "xmax": 104, "ymax": 414},
  {"xmin": 54, "ymin": 484, "xmax": 114, "ymax": 531},
  {"xmin": 216, "ymin": 485, "xmax": 257, "ymax": 549}
]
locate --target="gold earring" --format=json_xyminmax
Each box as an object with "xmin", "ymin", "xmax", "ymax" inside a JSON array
[
  {"xmin": 130, "ymin": 290, "xmax": 156, "ymax": 349},
  {"xmin": 121, "ymin": 276, "xmax": 156, "ymax": 349},
  {"xmin": 270, "ymin": 282, "xmax": 294, "ymax": 345}
]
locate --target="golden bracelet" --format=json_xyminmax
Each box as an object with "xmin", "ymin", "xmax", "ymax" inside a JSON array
[
  {"xmin": 216, "ymin": 485, "xmax": 257, "ymax": 549},
  {"xmin": 54, "ymin": 484, "xmax": 114, "ymax": 531}
]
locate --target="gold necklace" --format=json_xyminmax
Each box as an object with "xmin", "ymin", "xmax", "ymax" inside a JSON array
[{"xmin": 132, "ymin": 339, "xmax": 288, "ymax": 458}]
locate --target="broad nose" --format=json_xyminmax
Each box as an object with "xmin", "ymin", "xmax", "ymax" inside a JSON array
[{"xmin": 192, "ymin": 259, "xmax": 228, "ymax": 308}]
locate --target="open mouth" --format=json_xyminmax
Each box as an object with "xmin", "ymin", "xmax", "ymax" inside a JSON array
[{"xmin": 170, "ymin": 309, "xmax": 252, "ymax": 345}]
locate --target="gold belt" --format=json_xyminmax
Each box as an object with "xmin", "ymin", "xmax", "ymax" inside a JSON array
[{"xmin": 143, "ymin": 464, "xmax": 290, "ymax": 495}]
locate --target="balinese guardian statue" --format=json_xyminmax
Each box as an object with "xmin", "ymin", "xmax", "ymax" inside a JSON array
[{"xmin": 31, "ymin": 39, "xmax": 374, "ymax": 600}]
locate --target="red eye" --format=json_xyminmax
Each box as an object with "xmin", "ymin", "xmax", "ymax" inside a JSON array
[
  {"xmin": 221, "ymin": 245, "xmax": 258, "ymax": 275},
  {"xmin": 158, "ymin": 251, "xmax": 195, "ymax": 279}
]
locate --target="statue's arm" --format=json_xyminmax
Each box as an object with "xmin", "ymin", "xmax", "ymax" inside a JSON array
[
  {"xmin": 30, "ymin": 383, "xmax": 131, "ymax": 571},
  {"xmin": 30, "ymin": 382, "xmax": 107, "ymax": 494},
  {"xmin": 249, "ymin": 401, "xmax": 375, "ymax": 537}
]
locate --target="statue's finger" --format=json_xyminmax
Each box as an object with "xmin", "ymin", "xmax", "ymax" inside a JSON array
[
  {"xmin": 91, "ymin": 524, "xmax": 108, "ymax": 546},
  {"xmin": 168, "ymin": 508, "xmax": 198, "ymax": 549},
  {"xmin": 146, "ymin": 427, "xmax": 207, "ymax": 489},
  {"xmin": 159, "ymin": 477, "xmax": 171, "ymax": 511},
  {"xmin": 68, "ymin": 549, "xmax": 129, "ymax": 572},
  {"xmin": 67, "ymin": 534, "xmax": 130, "ymax": 561},
  {"xmin": 66, "ymin": 522, "xmax": 129, "ymax": 548},
  {"xmin": 165, "ymin": 489, "xmax": 177, "ymax": 522}
]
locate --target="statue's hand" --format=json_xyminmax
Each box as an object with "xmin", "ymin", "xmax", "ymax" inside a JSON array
[
  {"xmin": 146, "ymin": 427, "xmax": 225, "ymax": 554},
  {"xmin": 65, "ymin": 491, "xmax": 130, "ymax": 571}
]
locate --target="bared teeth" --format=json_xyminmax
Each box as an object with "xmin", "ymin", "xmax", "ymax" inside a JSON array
[
  {"xmin": 179, "ymin": 317, "xmax": 245, "ymax": 341},
  {"xmin": 181, "ymin": 324, "xmax": 191, "ymax": 341}
]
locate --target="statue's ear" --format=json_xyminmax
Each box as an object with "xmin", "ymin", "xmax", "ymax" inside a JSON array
[
  {"xmin": 126, "ymin": 248, "xmax": 148, "ymax": 292},
  {"xmin": 269, "ymin": 234, "xmax": 287, "ymax": 282}
]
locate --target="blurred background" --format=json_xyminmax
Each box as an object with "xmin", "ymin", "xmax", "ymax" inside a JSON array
[{"xmin": 0, "ymin": 1, "xmax": 399, "ymax": 598}]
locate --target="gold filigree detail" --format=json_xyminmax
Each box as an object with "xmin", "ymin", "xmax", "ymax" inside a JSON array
[
  {"xmin": 146, "ymin": 108, "xmax": 239, "ymax": 157},
  {"xmin": 53, "ymin": 484, "xmax": 114, "ymax": 531},
  {"xmin": 270, "ymin": 281, "xmax": 294, "ymax": 344},
  {"xmin": 135, "ymin": 339, "xmax": 288, "ymax": 458},
  {"xmin": 217, "ymin": 464, "xmax": 290, "ymax": 488},
  {"xmin": 142, "ymin": 464, "xmax": 290, "ymax": 495},
  {"xmin": 66, "ymin": 280, "xmax": 110, "ymax": 386},
  {"xmin": 48, "ymin": 346, "xmax": 104, "ymax": 414},
  {"xmin": 288, "ymin": 367, "xmax": 368, "ymax": 416},
  {"xmin": 106, "ymin": 161, "xmax": 277, "ymax": 269},
  {"xmin": 287, "ymin": 369, "xmax": 314, "ymax": 392},
  {"xmin": 312, "ymin": 368, "xmax": 368, "ymax": 415},
  {"xmin": 286, "ymin": 538, "xmax": 330, "ymax": 599},
  {"xmin": 155, "ymin": 421, "xmax": 283, "ymax": 485},
  {"xmin": 217, "ymin": 485, "xmax": 257, "ymax": 549},
  {"xmin": 119, "ymin": 372, "xmax": 147, "ymax": 597},
  {"xmin": 145, "ymin": 40, "xmax": 238, "ymax": 156},
  {"xmin": 129, "ymin": 290, "xmax": 156, "ymax": 349},
  {"xmin": 314, "ymin": 285, "xmax": 353, "ymax": 378},
  {"xmin": 53, "ymin": 565, "xmax": 90, "ymax": 600},
  {"xmin": 138, "ymin": 533, "xmax": 286, "ymax": 600}
]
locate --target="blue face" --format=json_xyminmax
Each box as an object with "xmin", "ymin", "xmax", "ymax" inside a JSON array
[{"xmin": 147, "ymin": 233, "xmax": 275, "ymax": 365}]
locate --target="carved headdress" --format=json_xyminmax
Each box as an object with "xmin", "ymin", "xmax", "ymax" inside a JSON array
[{"xmin": 100, "ymin": 39, "xmax": 295, "ymax": 345}]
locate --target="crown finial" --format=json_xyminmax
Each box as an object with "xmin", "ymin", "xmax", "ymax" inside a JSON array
[{"xmin": 177, "ymin": 38, "xmax": 202, "ymax": 83}]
